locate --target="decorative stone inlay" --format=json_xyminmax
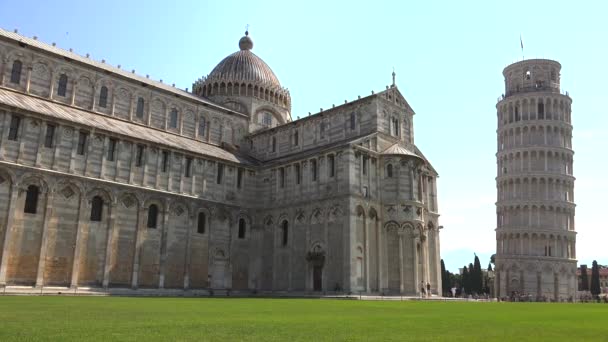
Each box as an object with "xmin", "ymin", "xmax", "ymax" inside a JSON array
[
  {"xmin": 117, "ymin": 88, "xmax": 130, "ymax": 100},
  {"xmin": 60, "ymin": 186, "xmax": 75, "ymax": 199},
  {"xmin": 173, "ymin": 206, "xmax": 184, "ymax": 217},
  {"xmin": 33, "ymin": 63, "xmax": 47, "ymax": 76},
  {"xmin": 94, "ymin": 134, "xmax": 104, "ymax": 146},
  {"xmin": 122, "ymin": 196, "xmax": 135, "ymax": 209},
  {"xmin": 63, "ymin": 127, "xmax": 73, "ymax": 139}
]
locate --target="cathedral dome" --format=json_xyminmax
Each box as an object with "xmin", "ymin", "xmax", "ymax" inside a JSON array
[
  {"xmin": 206, "ymin": 32, "xmax": 281, "ymax": 87},
  {"xmin": 193, "ymin": 31, "xmax": 291, "ymax": 111}
]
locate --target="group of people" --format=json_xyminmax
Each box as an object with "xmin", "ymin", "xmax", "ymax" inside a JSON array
[{"xmin": 420, "ymin": 282, "xmax": 432, "ymax": 298}]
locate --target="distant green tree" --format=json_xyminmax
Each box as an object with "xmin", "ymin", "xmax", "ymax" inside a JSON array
[
  {"xmin": 473, "ymin": 255, "xmax": 483, "ymax": 294},
  {"xmin": 591, "ymin": 261, "xmax": 601, "ymax": 297},
  {"xmin": 468, "ymin": 263, "xmax": 474, "ymax": 294},
  {"xmin": 580, "ymin": 265, "xmax": 589, "ymax": 291},
  {"xmin": 463, "ymin": 265, "xmax": 474, "ymax": 295},
  {"xmin": 441, "ymin": 259, "xmax": 450, "ymax": 295},
  {"xmin": 487, "ymin": 262, "xmax": 493, "ymax": 272}
]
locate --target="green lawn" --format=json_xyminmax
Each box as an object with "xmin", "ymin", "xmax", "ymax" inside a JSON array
[{"xmin": 0, "ymin": 297, "xmax": 607, "ymax": 341}]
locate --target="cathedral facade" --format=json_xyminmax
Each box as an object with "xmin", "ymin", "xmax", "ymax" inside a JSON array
[{"xmin": 0, "ymin": 28, "xmax": 441, "ymax": 295}]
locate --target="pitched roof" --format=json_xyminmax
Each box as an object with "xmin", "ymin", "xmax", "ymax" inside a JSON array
[{"xmin": 0, "ymin": 87, "xmax": 256, "ymax": 165}]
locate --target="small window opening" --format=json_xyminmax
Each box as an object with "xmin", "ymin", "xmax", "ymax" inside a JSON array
[
  {"xmin": 90, "ymin": 196, "xmax": 103, "ymax": 221},
  {"xmin": 238, "ymin": 218, "xmax": 246, "ymax": 239},
  {"xmin": 147, "ymin": 204, "xmax": 158, "ymax": 228},
  {"xmin": 24, "ymin": 185, "xmax": 39, "ymax": 214}
]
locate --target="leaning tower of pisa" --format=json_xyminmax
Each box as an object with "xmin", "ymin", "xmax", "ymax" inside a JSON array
[{"xmin": 495, "ymin": 59, "xmax": 577, "ymax": 301}]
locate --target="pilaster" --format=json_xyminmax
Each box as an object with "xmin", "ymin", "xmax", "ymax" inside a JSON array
[
  {"xmin": 0, "ymin": 186, "xmax": 19, "ymax": 285},
  {"xmin": 70, "ymin": 195, "xmax": 89, "ymax": 288},
  {"xmin": 35, "ymin": 189, "xmax": 55, "ymax": 287}
]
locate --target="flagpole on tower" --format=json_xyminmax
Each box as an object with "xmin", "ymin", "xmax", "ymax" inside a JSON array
[{"xmin": 520, "ymin": 34, "xmax": 524, "ymax": 61}]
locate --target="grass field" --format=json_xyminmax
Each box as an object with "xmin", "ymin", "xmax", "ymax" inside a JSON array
[{"xmin": 0, "ymin": 297, "xmax": 607, "ymax": 341}]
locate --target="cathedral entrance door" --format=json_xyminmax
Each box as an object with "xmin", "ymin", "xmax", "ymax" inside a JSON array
[
  {"xmin": 212, "ymin": 261, "xmax": 226, "ymax": 289},
  {"xmin": 313, "ymin": 265, "xmax": 322, "ymax": 291}
]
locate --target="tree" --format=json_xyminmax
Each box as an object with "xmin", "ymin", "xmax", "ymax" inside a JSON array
[
  {"xmin": 473, "ymin": 254, "xmax": 483, "ymax": 294},
  {"xmin": 468, "ymin": 262, "xmax": 475, "ymax": 294},
  {"xmin": 441, "ymin": 259, "xmax": 450, "ymax": 296},
  {"xmin": 591, "ymin": 260, "xmax": 601, "ymax": 297},
  {"xmin": 488, "ymin": 262, "xmax": 493, "ymax": 272},
  {"xmin": 580, "ymin": 265, "xmax": 589, "ymax": 291},
  {"xmin": 462, "ymin": 266, "xmax": 470, "ymax": 295}
]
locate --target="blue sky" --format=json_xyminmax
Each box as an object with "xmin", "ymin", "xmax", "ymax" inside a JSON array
[{"xmin": 2, "ymin": 0, "xmax": 607, "ymax": 272}]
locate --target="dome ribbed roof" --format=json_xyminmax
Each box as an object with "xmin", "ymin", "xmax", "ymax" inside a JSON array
[{"xmin": 205, "ymin": 32, "xmax": 281, "ymax": 88}]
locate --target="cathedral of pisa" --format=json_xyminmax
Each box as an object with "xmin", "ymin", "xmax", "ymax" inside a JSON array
[{"xmin": 0, "ymin": 29, "xmax": 441, "ymax": 295}]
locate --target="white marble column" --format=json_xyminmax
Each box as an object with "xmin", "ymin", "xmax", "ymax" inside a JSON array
[
  {"xmin": 131, "ymin": 205, "xmax": 146, "ymax": 289},
  {"xmin": 158, "ymin": 206, "xmax": 170, "ymax": 289},
  {"xmin": 102, "ymin": 202, "xmax": 117, "ymax": 288},
  {"xmin": 183, "ymin": 214, "xmax": 193, "ymax": 289},
  {"xmin": 398, "ymin": 230, "xmax": 404, "ymax": 293},
  {"xmin": 70, "ymin": 195, "xmax": 89, "ymax": 288},
  {"xmin": 0, "ymin": 185, "xmax": 19, "ymax": 286},
  {"xmin": 35, "ymin": 189, "xmax": 55, "ymax": 287}
]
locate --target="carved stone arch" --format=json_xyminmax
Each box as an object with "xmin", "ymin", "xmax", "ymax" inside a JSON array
[
  {"xmin": 277, "ymin": 212, "xmax": 290, "ymax": 225},
  {"xmin": 86, "ymin": 187, "xmax": 113, "ymax": 204},
  {"xmin": 254, "ymin": 106, "xmax": 283, "ymax": 124},
  {"xmin": 54, "ymin": 65, "xmax": 76, "ymax": 82},
  {"xmin": 31, "ymin": 57, "xmax": 51, "ymax": 75},
  {"xmin": 95, "ymin": 77, "xmax": 114, "ymax": 89},
  {"xmin": 194, "ymin": 205, "xmax": 212, "ymax": 219},
  {"xmin": 401, "ymin": 222, "xmax": 415, "ymax": 235},
  {"xmin": 235, "ymin": 211, "xmax": 253, "ymax": 226},
  {"xmin": 182, "ymin": 107, "xmax": 195, "ymax": 122},
  {"xmin": 368, "ymin": 207, "xmax": 378, "ymax": 221},
  {"xmin": 143, "ymin": 196, "xmax": 165, "ymax": 211},
  {"xmin": 132, "ymin": 89, "xmax": 148, "ymax": 101},
  {"xmin": 17, "ymin": 173, "xmax": 50, "ymax": 194},
  {"xmin": 167, "ymin": 100, "xmax": 182, "ymax": 113},
  {"xmin": 355, "ymin": 205, "xmax": 366, "ymax": 218},
  {"xmin": 0, "ymin": 167, "xmax": 17, "ymax": 185},
  {"xmin": 309, "ymin": 240, "xmax": 325, "ymax": 253},
  {"xmin": 76, "ymin": 74, "xmax": 93, "ymax": 88},
  {"xmin": 384, "ymin": 220, "xmax": 400, "ymax": 232},
  {"xmin": 6, "ymin": 49, "xmax": 31, "ymax": 65},
  {"xmin": 198, "ymin": 110, "xmax": 210, "ymax": 124},
  {"xmin": 509, "ymin": 262, "xmax": 520, "ymax": 272},
  {"xmin": 115, "ymin": 86, "xmax": 132, "ymax": 102},
  {"xmin": 151, "ymin": 96, "xmax": 167, "ymax": 111},
  {"xmin": 310, "ymin": 208, "xmax": 323, "ymax": 224},
  {"xmin": 295, "ymin": 210, "xmax": 306, "ymax": 224}
]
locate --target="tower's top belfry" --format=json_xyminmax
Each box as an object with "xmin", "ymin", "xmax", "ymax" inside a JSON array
[{"xmin": 502, "ymin": 59, "xmax": 562, "ymax": 98}]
